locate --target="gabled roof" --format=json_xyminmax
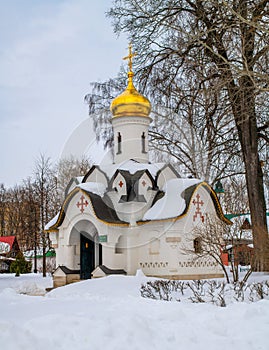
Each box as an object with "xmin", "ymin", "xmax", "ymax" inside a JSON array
[
  {"xmin": 109, "ymin": 169, "xmax": 156, "ymax": 203},
  {"xmin": 140, "ymin": 181, "xmax": 231, "ymax": 224},
  {"xmin": 65, "ymin": 177, "xmax": 83, "ymax": 198},
  {"xmin": 241, "ymin": 218, "xmax": 252, "ymax": 230},
  {"xmin": 54, "ymin": 266, "xmax": 80, "ymax": 275},
  {"xmin": 109, "ymin": 168, "xmax": 155, "ymax": 189},
  {"xmin": 0, "ymin": 236, "xmax": 16, "ymax": 248},
  {"xmin": 45, "ymin": 179, "xmax": 230, "ymax": 232},
  {"xmin": 82, "ymin": 165, "xmax": 109, "ymax": 183},
  {"xmin": 97, "ymin": 265, "xmax": 126, "ymax": 275},
  {"xmin": 155, "ymin": 163, "xmax": 180, "ymax": 181},
  {"xmin": 45, "ymin": 187, "xmax": 128, "ymax": 232},
  {"xmin": 100, "ymin": 159, "xmax": 166, "ymax": 180}
]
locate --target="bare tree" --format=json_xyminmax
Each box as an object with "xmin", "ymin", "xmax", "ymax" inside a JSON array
[
  {"xmin": 186, "ymin": 213, "xmax": 253, "ymax": 283},
  {"xmin": 55, "ymin": 155, "xmax": 92, "ymax": 201},
  {"xmin": 22, "ymin": 178, "xmax": 40, "ymax": 273},
  {"xmin": 0, "ymin": 184, "xmax": 7, "ymax": 236},
  {"xmin": 225, "ymin": 216, "xmax": 253, "ymax": 284},
  {"xmin": 33, "ymin": 154, "xmax": 58, "ymax": 277},
  {"xmin": 221, "ymin": 176, "xmax": 249, "ymax": 215},
  {"xmin": 184, "ymin": 214, "xmax": 231, "ymax": 283},
  {"xmin": 4, "ymin": 186, "xmax": 26, "ymax": 239}
]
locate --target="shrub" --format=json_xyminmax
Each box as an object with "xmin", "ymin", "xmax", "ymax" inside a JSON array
[
  {"xmin": 140, "ymin": 279, "xmax": 269, "ymax": 306},
  {"xmin": 10, "ymin": 252, "xmax": 32, "ymax": 275}
]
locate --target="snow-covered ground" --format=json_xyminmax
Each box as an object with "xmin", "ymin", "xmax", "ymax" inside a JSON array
[{"xmin": 1, "ymin": 272, "xmax": 269, "ymax": 350}]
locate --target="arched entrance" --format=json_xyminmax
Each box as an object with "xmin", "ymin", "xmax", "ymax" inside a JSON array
[
  {"xmin": 80, "ymin": 231, "xmax": 102, "ymax": 279},
  {"xmin": 69, "ymin": 220, "xmax": 102, "ymax": 279}
]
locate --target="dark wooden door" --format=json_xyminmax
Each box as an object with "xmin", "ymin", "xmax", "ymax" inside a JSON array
[{"xmin": 80, "ymin": 234, "xmax": 95, "ymax": 279}]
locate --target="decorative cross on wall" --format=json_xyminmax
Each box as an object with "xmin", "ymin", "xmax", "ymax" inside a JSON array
[
  {"xmin": 76, "ymin": 195, "xmax": 89, "ymax": 213},
  {"xmin": 142, "ymin": 180, "xmax": 147, "ymax": 187},
  {"xmin": 192, "ymin": 193, "xmax": 204, "ymax": 222},
  {"xmin": 118, "ymin": 180, "xmax": 124, "ymax": 188}
]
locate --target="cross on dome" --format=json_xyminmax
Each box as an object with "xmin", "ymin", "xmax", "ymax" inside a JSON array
[
  {"xmin": 123, "ymin": 43, "xmax": 137, "ymax": 72},
  {"xmin": 110, "ymin": 44, "xmax": 151, "ymax": 119}
]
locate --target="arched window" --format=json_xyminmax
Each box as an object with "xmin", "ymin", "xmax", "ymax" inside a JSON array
[
  {"xmin": 117, "ymin": 132, "xmax": 122, "ymax": 154},
  {"xmin": 141, "ymin": 132, "xmax": 146, "ymax": 153},
  {"xmin": 193, "ymin": 237, "xmax": 202, "ymax": 254}
]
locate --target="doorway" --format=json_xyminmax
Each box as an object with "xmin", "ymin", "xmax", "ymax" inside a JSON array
[
  {"xmin": 80, "ymin": 234, "xmax": 95, "ymax": 279},
  {"xmin": 80, "ymin": 232, "xmax": 102, "ymax": 279}
]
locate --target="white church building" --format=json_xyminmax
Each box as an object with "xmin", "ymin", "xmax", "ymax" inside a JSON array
[{"xmin": 45, "ymin": 47, "xmax": 230, "ymax": 287}]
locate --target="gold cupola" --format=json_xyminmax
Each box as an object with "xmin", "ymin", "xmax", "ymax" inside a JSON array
[{"xmin": 110, "ymin": 44, "xmax": 151, "ymax": 118}]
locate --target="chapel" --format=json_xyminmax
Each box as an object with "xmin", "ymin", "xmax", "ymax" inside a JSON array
[{"xmin": 45, "ymin": 45, "xmax": 230, "ymax": 288}]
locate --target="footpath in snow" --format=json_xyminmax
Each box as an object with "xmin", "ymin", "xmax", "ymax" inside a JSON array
[{"xmin": 0, "ymin": 272, "xmax": 269, "ymax": 350}]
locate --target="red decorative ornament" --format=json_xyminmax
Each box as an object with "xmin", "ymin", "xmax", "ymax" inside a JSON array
[
  {"xmin": 76, "ymin": 195, "xmax": 89, "ymax": 213},
  {"xmin": 192, "ymin": 193, "xmax": 204, "ymax": 222},
  {"xmin": 118, "ymin": 180, "xmax": 124, "ymax": 188}
]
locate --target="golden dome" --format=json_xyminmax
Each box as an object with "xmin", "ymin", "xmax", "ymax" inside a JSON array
[{"xmin": 110, "ymin": 72, "xmax": 151, "ymax": 118}]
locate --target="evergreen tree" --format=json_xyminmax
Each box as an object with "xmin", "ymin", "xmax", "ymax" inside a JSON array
[{"xmin": 10, "ymin": 251, "xmax": 32, "ymax": 275}]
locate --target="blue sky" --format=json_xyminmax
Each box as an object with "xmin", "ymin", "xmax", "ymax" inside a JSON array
[{"xmin": 0, "ymin": 0, "xmax": 126, "ymax": 187}]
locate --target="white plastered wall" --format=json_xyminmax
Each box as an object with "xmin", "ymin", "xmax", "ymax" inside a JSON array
[
  {"xmin": 112, "ymin": 116, "xmax": 151, "ymax": 163},
  {"xmin": 51, "ymin": 185, "xmax": 224, "ymax": 279},
  {"xmin": 52, "ymin": 191, "xmax": 104, "ymax": 270},
  {"xmin": 135, "ymin": 185, "xmax": 223, "ymax": 278}
]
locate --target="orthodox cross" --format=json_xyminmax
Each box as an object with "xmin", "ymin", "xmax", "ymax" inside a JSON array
[
  {"xmin": 76, "ymin": 195, "xmax": 89, "ymax": 213},
  {"xmin": 192, "ymin": 193, "xmax": 204, "ymax": 222},
  {"xmin": 123, "ymin": 43, "xmax": 137, "ymax": 72}
]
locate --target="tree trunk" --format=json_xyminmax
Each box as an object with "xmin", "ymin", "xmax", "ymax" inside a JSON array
[
  {"xmin": 42, "ymin": 244, "xmax": 46, "ymax": 277},
  {"xmin": 233, "ymin": 77, "xmax": 269, "ymax": 271},
  {"xmin": 238, "ymin": 119, "xmax": 269, "ymax": 271}
]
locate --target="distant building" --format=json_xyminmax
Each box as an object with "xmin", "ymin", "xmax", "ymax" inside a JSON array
[
  {"xmin": 24, "ymin": 249, "xmax": 56, "ymax": 273},
  {"xmin": 222, "ymin": 213, "xmax": 269, "ymax": 267},
  {"xmin": 0, "ymin": 236, "xmax": 20, "ymax": 272}
]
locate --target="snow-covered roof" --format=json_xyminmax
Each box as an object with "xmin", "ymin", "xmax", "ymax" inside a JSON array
[
  {"xmin": 76, "ymin": 176, "xmax": 84, "ymax": 183},
  {"xmin": 100, "ymin": 160, "xmax": 166, "ymax": 180},
  {"xmin": 143, "ymin": 178, "xmax": 201, "ymax": 220},
  {"xmin": 45, "ymin": 212, "xmax": 60, "ymax": 231},
  {"xmin": 0, "ymin": 236, "xmax": 16, "ymax": 252},
  {"xmin": 65, "ymin": 176, "xmax": 85, "ymax": 197},
  {"xmin": 77, "ymin": 182, "xmax": 106, "ymax": 197},
  {"xmin": 24, "ymin": 248, "xmax": 44, "ymax": 258},
  {"xmin": 45, "ymin": 157, "xmax": 228, "ymax": 230}
]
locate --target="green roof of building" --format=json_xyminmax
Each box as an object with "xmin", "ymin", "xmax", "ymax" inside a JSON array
[{"xmin": 225, "ymin": 212, "xmax": 269, "ymax": 220}]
